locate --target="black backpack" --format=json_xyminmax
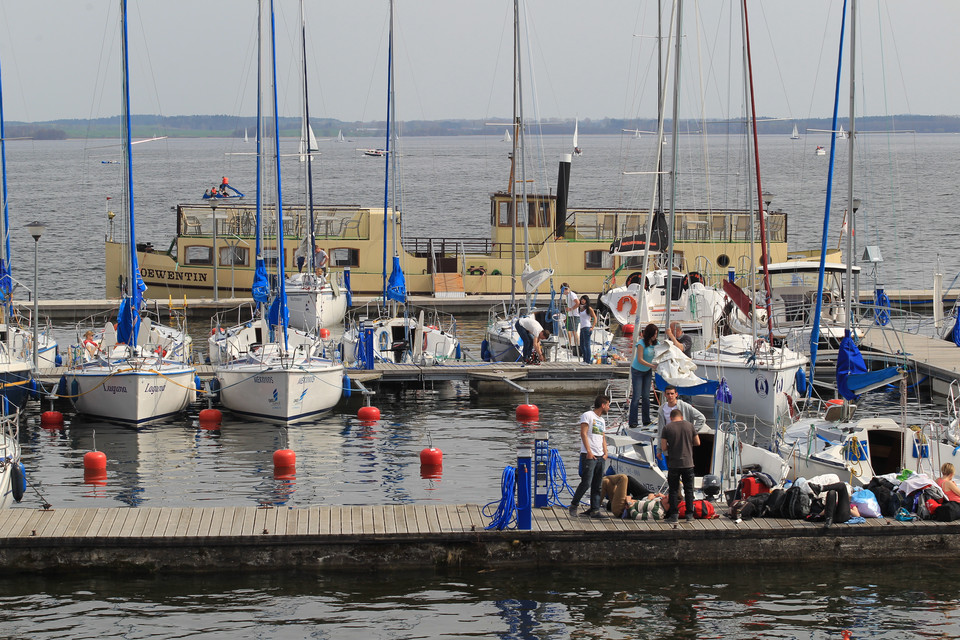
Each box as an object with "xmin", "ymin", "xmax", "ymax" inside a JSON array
[
  {"xmin": 886, "ymin": 491, "xmax": 908, "ymax": 517},
  {"xmin": 933, "ymin": 501, "xmax": 960, "ymax": 522},
  {"xmin": 783, "ymin": 485, "xmax": 812, "ymax": 519},
  {"xmin": 762, "ymin": 488, "xmax": 786, "ymax": 518}
]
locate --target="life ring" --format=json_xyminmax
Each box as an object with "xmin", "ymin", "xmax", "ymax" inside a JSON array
[
  {"xmin": 616, "ymin": 296, "xmax": 638, "ymax": 317},
  {"xmin": 422, "ymin": 333, "xmax": 428, "ymax": 351},
  {"xmin": 377, "ymin": 330, "xmax": 390, "ymax": 352}
]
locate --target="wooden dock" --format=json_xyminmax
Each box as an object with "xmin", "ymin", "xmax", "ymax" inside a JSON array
[
  {"xmin": 2, "ymin": 504, "xmax": 958, "ymax": 573},
  {"xmin": 859, "ymin": 327, "xmax": 960, "ymax": 395}
]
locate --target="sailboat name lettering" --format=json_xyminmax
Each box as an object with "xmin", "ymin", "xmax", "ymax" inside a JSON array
[
  {"xmin": 140, "ymin": 268, "xmax": 208, "ymax": 283},
  {"xmin": 296, "ymin": 376, "xmax": 316, "ymax": 384},
  {"xmin": 254, "ymin": 376, "xmax": 274, "ymax": 383},
  {"xmin": 144, "ymin": 384, "xmax": 166, "ymax": 394},
  {"xmin": 105, "ymin": 385, "xmax": 128, "ymax": 394}
]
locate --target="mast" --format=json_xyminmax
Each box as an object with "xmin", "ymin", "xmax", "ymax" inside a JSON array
[
  {"xmin": 0, "ymin": 45, "xmax": 10, "ymax": 323},
  {"xmin": 844, "ymin": 0, "xmax": 857, "ymax": 331},
  {"xmin": 300, "ymin": 0, "xmax": 317, "ymax": 276},
  {"xmin": 741, "ymin": 0, "xmax": 775, "ymax": 344},
  {"xmin": 509, "ymin": 0, "xmax": 519, "ymax": 305},
  {"xmin": 663, "ymin": 0, "xmax": 683, "ymax": 330},
  {"xmin": 381, "ymin": 0, "xmax": 394, "ymax": 303},
  {"xmin": 809, "ymin": 0, "xmax": 849, "ymax": 380},
  {"xmin": 119, "ymin": 0, "xmax": 143, "ymax": 348},
  {"xmin": 268, "ymin": 0, "xmax": 288, "ymax": 349}
]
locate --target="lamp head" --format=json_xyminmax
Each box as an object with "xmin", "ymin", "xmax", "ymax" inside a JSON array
[{"xmin": 25, "ymin": 220, "xmax": 45, "ymax": 241}]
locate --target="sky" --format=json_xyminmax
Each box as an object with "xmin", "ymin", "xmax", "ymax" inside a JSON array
[{"xmin": 0, "ymin": 1, "xmax": 958, "ymax": 125}]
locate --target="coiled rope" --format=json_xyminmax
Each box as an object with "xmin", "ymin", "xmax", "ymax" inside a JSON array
[{"xmin": 483, "ymin": 465, "xmax": 517, "ymax": 530}]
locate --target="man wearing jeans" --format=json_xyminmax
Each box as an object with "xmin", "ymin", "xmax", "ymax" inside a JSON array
[
  {"xmin": 661, "ymin": 408, "xmax": 700, "ymax": 524},
  {"xmin": 568, "ymin": 395, "xmax": 610, "ymax": 518}
]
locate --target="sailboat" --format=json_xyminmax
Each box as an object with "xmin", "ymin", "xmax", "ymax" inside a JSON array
[
  {"xmin": 336, "ymin": 129, "xmax": 345, "ymax": 143},
  {"xmin": 687, "ymin": 0, "xmax": 807, "ymax": 446},
  {"xmin": 572, "ymin": 118, "xmax": 582, "ymax": 156},
  {"xmin": 284, "ymin": 0, "xmax": 348, "ymax": 332},
  {"xmin": 213, "ymin": 0, "xmax": 343, "ymax": 424},
  {"xmin": 837, "ymin": 124, "xmax": 847, "ymax": 140},
  {"xmin": 1, "ymin": 410, "xmax": 24, "ymax": 508},
  {"xmin": 66, "ymin": 0, "xmax": 197, "ymax": 424},
  {"xmin": 244, "ymin": 127, "xmax": 249, "ymax": 143},
  {"xmin": 502, "ymin": 129, "xmax": 511, "ymax": 143},
  {"xmin": 483, "ymin": 3, "xmax": 611, "ymax": 364},
  {"xmin": 341, "ymin": 0, "xmax": 461, "ymax": 368},
  {"xmin": 790, "ymin": 123, "xmax": 800, "ymax": 140},
  {"xmin": 298, "ymin": 121, "xmax": 319, "ymax": 162}
]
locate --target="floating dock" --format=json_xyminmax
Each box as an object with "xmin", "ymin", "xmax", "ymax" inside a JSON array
[
  {"xmin": 859, "ymin": 327, "xmax": 960, "ymax": 396},
  {"xmin": 1, "ymin": 504, "xmax": 957, "ymax": 573}
]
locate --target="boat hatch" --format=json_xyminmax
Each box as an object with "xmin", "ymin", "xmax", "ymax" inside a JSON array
[{"xmin": 866, "ymin": 429, "xmax": 905, "ymax": 476}]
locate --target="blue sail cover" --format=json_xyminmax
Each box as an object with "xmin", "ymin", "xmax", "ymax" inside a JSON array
[
  {"xmin": 654, "ymin": 372, "xmax": 719, "ymax": 398},
  {"xmin": 0, "ymin": 259, "xmax": 11, "ymax": 303},
  {"xmin": 386, "ymin": 256, "xmax": 406, "ymax": 303},
  {"xmin": 951, "ymin": 313, "xmax": 960, "ymax": 348},
  {"xmin": 115, "ymin": 296, "xmax": 141, "ymax": 345},
  {"xmin": 267, "ymin": 294, "xmax": 289, "ymax": 329},
  {"xmin": 252, "ymin": 257, "xmax": 269, "ymax": 304},
  {"xmin": 836, "ymin": 331, "xmax": 900, "ymax": 399}
]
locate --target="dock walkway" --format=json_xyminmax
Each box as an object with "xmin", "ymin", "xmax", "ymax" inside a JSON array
[
  {"xmin": 2, "ymin": 504, "xmax": 957, "ymax": 573},
  {"xmin": 859, "ymin": 327, "xmax": 960, "ymax": 395}
]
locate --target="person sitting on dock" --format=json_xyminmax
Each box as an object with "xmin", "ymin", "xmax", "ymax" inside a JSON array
[
  {"xmin": 515, "ymin": 314, "xmax": 550, "ymax": 364},
  {"xmin": 807, "ymin": 481, "xmax": 857, "ymax": 528},
  {"xmin": 656, "ymin": 385, "xmax": 706, "ymax": 438},
  {"xmin": 661, "ymin": 408, "xmax": 700, "ymax": 524},
  {"xmin": 600, "ymin": 473, "xmax": 666, "ymax": 518},
  {"xmin": 937, "ymin": 463, "xmax": 960, "ymax": 503},
  {"xmin": 568, "ymin": 394, "xmax": 610, "ymax": 519}
]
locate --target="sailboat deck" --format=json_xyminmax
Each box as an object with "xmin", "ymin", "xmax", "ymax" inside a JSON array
[{"xmin": 2, "ymin": 504, "xmax": 958, "ymax": 573}]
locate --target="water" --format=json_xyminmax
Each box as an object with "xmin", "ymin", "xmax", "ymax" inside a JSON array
[{"xmin": 4, "ymin": 134, "xmax": 960, "ymax": 637}]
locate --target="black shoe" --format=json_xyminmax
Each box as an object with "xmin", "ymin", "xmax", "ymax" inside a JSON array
[
  {"xmin": 591, "ymin": 511, "xmax": 609, "ymax": 519},
  {"xmin": 824, "ymin": 515, "xmax": 833, "ymax": 529},
  {"xmin": 579, "ymin": 509, "xmax": 596, "ymax": 517},
  {"xmin": 568, "ymin": 505, "xmax": 578, "ymax": 516},
  {"xmin": 808, "ymin": 483, "xmax": 821, "ymax": 495},
  {"xmin": 685, "ymin": 513, "xmax": 695, "ymax": 522},
  {"xmin": 665, "ymin": 515, "xmax": 679, "ymax": 524}
]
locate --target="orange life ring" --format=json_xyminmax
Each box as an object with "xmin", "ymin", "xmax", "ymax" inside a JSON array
[
  {"xmin": 616, "ymin": 296, "xmax": 638, "ymax": 317},
  {"xmin": 784, "ymin": 393, "xmax": 798, "ymax": 420}
]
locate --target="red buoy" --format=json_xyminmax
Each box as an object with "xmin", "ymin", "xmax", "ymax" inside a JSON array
[
  {"xmin": 357, "ymin": 406, "xmax": 381, "ymax": 421},
  {"xmin": 516, "ymin": 404, "xmax": 539, "ymax": 421},
  {"xmin": 420, "ymin": 447, "xmax": 443, "ymax": 466},
  {"xmin": 273, "ymin": 449, "xmax": 296, "ymax": 469},
  {"xmin": 198, "ymin": 408, "xmax": 222, "ymax": 427},
  {"xmin": 40, "ymin": 411, "xmax": 64, "ymax": 429},
  {"xmin": 319, "ymin": 328, "xmax": 331, "ymax": 339},
  {"xmin": 622, "ymin": 323, "xmax": 634, "ymax": 336},
  {"xmin": 83, "ymin": 450, "xmax": 107, "ymax": 471}
]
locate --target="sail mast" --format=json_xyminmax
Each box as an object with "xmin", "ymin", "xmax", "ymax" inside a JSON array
[
  {"xmin": 0, "ymin": 45, "xmax": 10, "ymax": 321},
  {"xmin": 300, "ymin": 0, "xmax": 316, "ymax": 275},
  {"xmin": 844, "ymin": 0, "xmax": 857, "ymax": 332},
  {"xmin": 268, "ymin": 0, "xmax": 288, "ymax": 349},
  {"xmin": 381, "ymin": 0, "xmax": 394, "ymax": 303},
  {"xmin": 664, "ymin": 0, "xmax": 683, "ymax": 330},
  {"xmin": 119, "ymin": 0, "xmax": 143, "ymax": 347}
]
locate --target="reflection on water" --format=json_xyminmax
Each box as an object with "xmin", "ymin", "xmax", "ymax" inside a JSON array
[{"xmin": 1, "ymin": 563, "xmax": 959, "ymax": 639}]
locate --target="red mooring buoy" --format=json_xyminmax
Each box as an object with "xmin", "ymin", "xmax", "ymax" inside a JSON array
[
  {"xmin": 40, "ymin": 411, "xmax": 64, "ymax": 428},
  {"xmin": 622, "ymin": 323, "xmax": 635, "ymax": 335},
  {"xmin": 357, "ymin": 406, "xmax": 381, "ymax": 421},
  {"xmin": 198, "ymin": 408, "xmax": 222, "ymax": 428},
  {"xmin": 420, "ymin": 447, "xmax": 443, "ymax": 466},
  {"xmin": 83, "ymin": 450, "xmax": 107, "ymax": 472},
  {"xmin": 273, "ymin": 449, "xmax": 296, "ymax": 469},
  {"xmin": 319, "ymin": 328, "xmax": 331, "ymax": 339},
  {"xmin": 516, "ymin": 404, "xmax": 539, "ymax": 421}
]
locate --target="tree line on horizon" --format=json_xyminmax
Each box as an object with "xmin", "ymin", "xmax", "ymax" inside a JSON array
[{"xmin": 5, "ymin": 114, "xmax": 960, "ymax": 140}]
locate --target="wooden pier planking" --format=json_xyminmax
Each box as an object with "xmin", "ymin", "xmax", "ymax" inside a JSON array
[{"xmin": 6, "ymin": 503, "xmax": 960, "ymax": 573}]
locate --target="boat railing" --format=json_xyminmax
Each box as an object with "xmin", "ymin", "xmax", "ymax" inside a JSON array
[
  {"xmin": 561, "ymin": 208, "xmax": 787, "ymax": 243},
  {"xmin": 176, "ymin": 203, "xmax": 370, "ymax": 240},
  {"xmin": 852, "ymin": 301, "xmax": 925, "ymax": 337}
]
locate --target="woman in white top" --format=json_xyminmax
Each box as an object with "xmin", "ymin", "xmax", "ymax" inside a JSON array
[{"xmin": 578, "ymin": 295, "xmax": 597, "ymax": 364}]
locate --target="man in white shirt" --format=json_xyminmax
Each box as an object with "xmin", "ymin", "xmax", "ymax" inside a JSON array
[
  {"xmin": 561, "ymin": 283, "xmax": 579, "ymax": 347},
  {"xmin": 515, "ymin": 314, "xmax": 550, "ymax": 363},
  {"xmin": 568, "ymin": 394, "xmax": 610, "ymax": 518}
]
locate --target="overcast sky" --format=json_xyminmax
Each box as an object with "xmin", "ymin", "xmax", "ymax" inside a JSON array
[{"xmin": 0, "ymin": 1, "xmax": 956, "ymax": 124}]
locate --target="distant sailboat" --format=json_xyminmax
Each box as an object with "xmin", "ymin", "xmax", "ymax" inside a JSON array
[
  {"xmin": 502, "ymin": 129, "xmax": 511, "ymax": 143},
  {"xmin": 790, "ymin": 124, "xmax": 800, "ymax": 140},
  {"xmin": 336, "ymin": 129, "xmax": 345, "ymax": 143},
  {"xmin": 244, "ymin": 127, "xmax": 248, "ymax": 143},
  {"xmin": 837, "ymin": 124, "xmax": 847, "ymax": 140},
  {"xmin": 572, "ymin": 118, "xmax": 582, "ymax": 156},
  {"xmin": 299, "ymin": 122, "xmax": 319, "ymax": 162}
]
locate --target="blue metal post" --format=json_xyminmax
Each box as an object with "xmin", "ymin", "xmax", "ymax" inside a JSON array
[{"xmin": 516, "ymin": 448, "xmax": 532, "ymax": 530}]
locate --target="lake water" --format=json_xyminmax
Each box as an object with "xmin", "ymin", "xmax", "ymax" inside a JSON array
[{"xmin": 3, "ymin": 134, "xmax": 960, "ymax": 638}]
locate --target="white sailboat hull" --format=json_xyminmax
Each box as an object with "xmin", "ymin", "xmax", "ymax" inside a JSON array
[
  {"xmin": 67, "ymin": 361, "xmax": 196, "ymax": 424},
  {"xmin": 285, "ymin": 274, "xmax": 348, "ymax": 330},
  {"xmin": 216, "ymin": 358, "xmax": 344, "ymax": 424},
  {"xmin": 343, "ymin": 316, "xmax": 460, "ymax": 366}
]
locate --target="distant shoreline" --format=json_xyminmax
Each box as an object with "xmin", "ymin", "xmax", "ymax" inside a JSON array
[{"xmin": 6, "ymin": 113, "xmax": 960, "ymax": 140}]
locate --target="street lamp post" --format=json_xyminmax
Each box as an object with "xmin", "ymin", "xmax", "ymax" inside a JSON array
[
  {"xmin": 25, "ymin": 221, "xmax": 45, "ymax": 369},
  {"xmin": 209, "ymin": 200, "xmax": 219, "ymax": 302}
]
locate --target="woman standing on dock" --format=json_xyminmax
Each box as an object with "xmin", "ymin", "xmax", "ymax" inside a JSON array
[
  {"xmin": 628, "ymin": 324, "xmax": 658, "ymax": 427},
  {"xmin": 578, "ymin": 295, "xmax": 597, "ymax": 364}
]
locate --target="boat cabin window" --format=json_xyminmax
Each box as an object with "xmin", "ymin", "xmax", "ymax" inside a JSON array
[
  {"xmin": 584, "ymin": 250, "xmax": 612, "ymax": 270},
  {"xmin": 262, "ymin": 249, "xmax": 279, "ymax": 269},
  {"xmin": 331, "ymin": 247, "xmax": 360, "ymax": 267},
  {"xmin": 493, "ymin": 199, "xmax": 551, "ymax": 228},
  {"xmin": 184, "ymin": 245, "xmax": 213, "ymax": 265},
  {"xmin": 219, "ymin": 246, "xmax": 249, "ymax": 267}
]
